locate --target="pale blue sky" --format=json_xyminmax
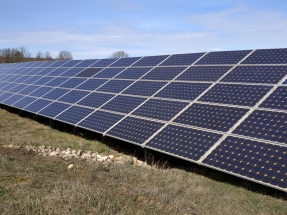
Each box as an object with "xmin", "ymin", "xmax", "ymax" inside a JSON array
[{"xmin": 0, "ymin": 0, "xmax": 287, "ymax": 59}]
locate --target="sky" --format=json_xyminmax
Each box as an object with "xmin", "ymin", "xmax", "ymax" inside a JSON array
[{"xmin": 0, "ymin": 0, "xmax": 287, "ymax": 59}]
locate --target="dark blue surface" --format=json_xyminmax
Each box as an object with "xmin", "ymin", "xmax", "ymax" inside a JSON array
[
  {"xmin": 90, "ymin": 58, "xmax": 117, "ymax": 67},
  {"xmin": 8, "ymin": 84, "xmax": 28, "ymax": 93},
  {"xmin": 203, "ymin": 136, "xmax": 287, "ymax": 189},
  {"xmin": 97, "ymin": 80, "xmax": 134, "ymax": 93},
  {"xmin": 93, "ymin": 68, "xmax": 125, "ymax": 78},
  {"xmin": 47, "ymin": 68, "xmax": 69, "ymax": 76},
  {"xmin": 42, "ymin": 88, "xmax": 70, "ymax": 100},
  {"xmin": 58, "ymin": 90, "xmax": 89, "ymax": 104},
  {"xmin": 45, "ymin": 77, "xmax": 69, "ymax": 87},
  {"xmin": 23, "ymin": 76, "xmax": 41, "ymax": 84},
  {"xmin": 74, "ymin": 59, "xmax": 99, "ymax": 67},
  {"xmin": 78, "ymin": 110, "xmax": 124, "ymax": 133},
  {"xmin": 33, "ymin": 77, "xmax": 55, "ymax": 85},
  {"xmin": 159, "ymin": 53, "xmax": 204, "ymax": 66},
  {"xmin": 155, "ymin": 82, "xmax": 210, "ymax": 100},
  {"xmin": 76, "ymin": 79, "xmax": 107, "ymax": 91},
  {"xmin": 109, "ymin": 57, "xmax": 141, "ymax": 67},
  {"xmin": 101, "ymin": 95, "xmax": 146, "ymax": 114},
  {"xmin": 36, "ymin": 67, "xmax": 56, "ymax": 76},
  {"xmin": 146, "ymin": 125, "xmax": 222, "ymax": 160},
  {"xmin": 76, "ymin": 68, "xmax": 103, "ymax": 77},
  {"xmin": 77, "ymin": 92, "xmax": 114, "ymax": 108},
  {"xmin": 56, "ymin": 105, "xmax": 94, "ymax": 124},
  {"xmin": 115, "ymin": 67, "xmax": 152, "ymax": 79},
  {"xmin": 242, "ymin": 49, "xmax": 287, "ymax": 64},
  {"xmin": 196, "ymin": 50, "xmax": 251, "ymax": 65},
  {"xmin": 107, "ymin": 117, "xmax": 164, "ymax": 144},
  {"xmin": 0, "ymin": 92, "xmax": 13, "ymax": 102},
  {"xmin": 13, "ymin": 96, "xmax": 37, "ymax": 109},
  {"xmin": 260, "ymin": 86, "xmax": 287, "ymax": 110},
  {"xmin": 38, "ymin": 102, "xmax": 70, "ymax": 118},
  {"xmin": 18, "ymin": 85, "xmax": 40, "ymax": 95},
  {"xmin": 24, "ymin": 99, "xmax": 51, "ymax": 113},
  {"xmin": 61, "ymin": 60, "xmax": 82, "ymax": 67},
  {"xmin": 47, "ymin": 60, "xmax": 68, "ymax": 67},
  {"xmin": 177, "ymin": 66, "xmax": 231, "ymax": 81},
  {"xmin": 122, "ymin": 81, "xmax": 167, "ymax": 96},
  {"xmin": 233, "ymin": 110, "xmax": 287, "ymax": 143},
  {"xmin": 199, "ymin": 84, "xmax": 272, "ymax": 106},
  {"xmin": 132, "ymin": 55, "xmax": 169, "ymax": 67},
  {"xmin": 174, "ymin": 103, "xmax": 249, "ymax": 132},
  {"xmin": 132, "ymin": 99, "xmax": 188, "ymax": 121},
  {"xmin": 221, "ymin": 66, "xmax": 287, "ymax": 84},
  {"xmin": 141, "ymin": 67, "xmax": 186, "ymax": 80},
  {"xmin": 59, "ymin": 78, "xmax": 86, "ymax": 89},
  {"xmin": 29, "ymin": 87, "xmax": 53, "ymax": 97},
  {"xmin": 2, "ymin": 94, "xmax": 24, "ymax": 105},
  {"xmin": 59, "ymin": 68, "xmax": 84, "ymax": 77}
]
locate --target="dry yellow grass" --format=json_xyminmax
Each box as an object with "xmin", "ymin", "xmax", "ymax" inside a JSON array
[{"xmin": 1, "ymin": 108, "xmax": 287, "ymax": 214}]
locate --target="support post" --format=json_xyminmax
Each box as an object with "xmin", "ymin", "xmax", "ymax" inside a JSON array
[
  {"xmin": 102, "ymin": 135, "xmax": 106, "ymax": 143},
  {"xmin": 144, "ymin": 148, "xmax": 150, "ymax": 165},
  {"xmin": 73, "ymin": 126, "xmax": 78, "ymax": 135},
  {"xmin": 19, "ymin": 110, "xmax": 23, "ymax": 116},
  {"xmin": 33, "ymin": 114, "xmax": 37, "ymax": 121},
  {"xmin": 49, "ymin": 119, "xmax": 54, "ymax": 128}
]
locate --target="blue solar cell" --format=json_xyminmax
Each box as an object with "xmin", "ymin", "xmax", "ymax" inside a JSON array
[
  {"xmin": 38, "ymin": 102, "xmax": 70, "ymax": 118},
  {"xmin": 29, "ymin": 87, "xmax": 53, "ymax": 97},
  {"xmin": 199, "ymin": 84, "xmax": 272, "ymax": 106},
  {"xmin": 45, "ymin": 77, "xmax": 69, "ymax": 87},
  {"xmin": 61, "ymin": 60, "xmax": 82, "ymax": 67},
  {"xmin": 77, "ymin": 92, "xmax": 114, "ymax": 108},
  {"xmin": 76, "ymin": 68, "xmax": 103, "ymax": 77},
  {"xmin": 122, "ymin": 81, "xmax": 167, "ymax": 96},
  {"xmin": 132, "ymin": 55, "xmax": 169, "ymax": 67},
  {"xmin": 221, "ymin": 66, "xmax": 287, "ymax": 84},
  {"xmin": 55, "ymin": 105, "xmax": 94, "ymax": 124},
  {"xmin": 1, "ymin": 83, "xmax": 19, "ymax": 91},
  {"xmin": 36, "ymin": 68, "xmax": 56, "ymax": 76},
  {"xmin": 260, "ymin": 87, "xmax": 287, "ymax": 110},
  {"xmin": 196, "ymin": 50, "xmax": 251, "ymax": 65},
  {"xmin": 39, "ymin": 61, "xmax": 57, "ymax": 67},
  {"xmin": 74, "ymin": 59, "xmax": 99, "ymax": 67},
  {"xmin": 177, "ymin": 66, "xmax": 232, "ymax": 81},
  {"xmin": 2, "ymin": 94, "xmax": 24, "ymax": 105},
  {"xmin": 13, "ymin": 96, "xmax": 37, "ymax": 109},
  {"xmin": 30, "ymin": 61, "xmax": 45, "ymax": 67},
  {"xmin": 42, "ymin": 88, "xmax": 70, "ymax": 100},
  {"xmin": 97, "ymin": 80, "xmax": 133, "ymax": 93},
  {"xmin": 202, "ymin": 136, "xmax": 287, "ymax": 189},
  {"xmin": 47, "ymin": 68, "xmax": 69, "ymax": 76},
  {"xmin": 78, "ymin": 110, "xmax": 124, "ymax": 133},
  {"xmin": 146, "ymin": 125, "xmax": 222, "ymax": 160},
  {"xmin": 6, "ymin": 75, "xmax": 19, "ymax": 82},
  {"xmin": 283, "ymin": 79, "xmax": 287, "ymax": 85},
  {"xmin": 242, "ymin": 49, "xmax": 287, "ymax": 64},
  {"xmin": 0, "ymin": 92, "xmax": 13, "ymax": 102},
  {"xmin": 48, "ymin": 60, "xmax": 68, "ymax": 67},
  {"xmin": 76, "ymin": 79, "xmax": 107, "ymax": 91},
  {"xmin": 101, "ymin": 95, "xmax": 146, "ymax": 114},
  {"xmin": 58, "ymin": 90, "xmax": 89, "ymax": 104},
  {"xmin": 91, "ymin": 58, "xmax": 117, "ymax": 67},
  {"xmin": 107, "ymin": 117, "xmax": 164, "ymax": 144},
  {"xmin": 109, "ymin": 57, "xmax": 141, "ymax": 67},
  {"xmin": 26, "ymin": 68, "xmax": 44, "ymax": 75},
  {"xmin": 93, "ymin": 68, "xmax": 125, "ymax": 78},
  {"xmin": 23, "ymin": 76, "xmax": 41, "ymax": 84},
  {"xmin": 59, "ymin": 78, "xmax": 86, "ymax": 89},
  {"xmin": 24, "ymin": 99, "xmax": 51, "ymax": 113},
  {"xmin": 59, "ymin": 68, "xmax": 84, "ymax": 77},
  {"xmin": 14, "ymin": 76, "xmax": 32, "ymax": 83},
  {"xmin": 9, "ymin": 84, "xmax": 29, "ymax": 93},
  {"xmin": 141, "ymin": 67, "xmax": 186, "ymax": 80},
  {"xmin": 174, "ymin": 103, "xmax": 249, "ymax": 132},
  {"xmin": 114, "ymin": 67, "xmax": 152, "ymax": 79},
  {"xmin": 33, "ymin": 77, "xmax": 55, "ymax": 85},
  {"xmin": 18, "ymin": 85, "xmax": 39, "ymax": 95},
  {"xmin": 132, "ymin": 99, "xmax": 188, "ymax": 121},
  {"xmin": 155, "ymin": 82, "xmax": 210, "ymax": 101},
  {"xmin": 233, "ymin": 110, "xmax": 287, "ymax": 143},
  {"xmin": 159, "ymin": 53, "xmax": 204, "ymax": 66}
]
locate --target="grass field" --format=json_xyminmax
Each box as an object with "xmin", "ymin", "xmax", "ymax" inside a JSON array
[{"xmin": 1, "ymin": 108, "xmax": 287, "ymax": 214}]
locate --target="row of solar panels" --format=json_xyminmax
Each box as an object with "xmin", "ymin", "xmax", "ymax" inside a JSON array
[{"xmin": 1, "ymin": 48, "xmax": 287, "ymax": 192}]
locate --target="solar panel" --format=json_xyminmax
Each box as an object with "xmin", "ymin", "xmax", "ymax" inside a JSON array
[{"xmin": 1, "ymin": 48, "xmax": 287, "ymax": 192}]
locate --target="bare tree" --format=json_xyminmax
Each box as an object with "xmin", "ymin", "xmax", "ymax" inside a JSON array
[
  {"xmin": 36, "ymin": 51, "xmax": 44, "ymax": 61},
  {"xmin": 58, "ymin": 50, "xmax": 73, "ymax": 60},
  {"xmin": 18, "ymin": 46, "xmax": 31, "ymax": 60},
  {"xmin": 0, "ymin": 46, "xmax": 31, "ymax": 63},
  {"xmin": 109, "ymin": 51, "xmax": 129, "ymax": 59},
  {"xmin": 44, "ymin": 51, "xmax": 53, "ymax": 60}
]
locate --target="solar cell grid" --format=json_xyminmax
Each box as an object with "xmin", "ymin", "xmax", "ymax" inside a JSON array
[
  {"xmin": 26, "ymin": 68, "xmax": 43, "ymax": 75},
  {"xmin": 46, "ymin": 68, "xmax": 69, "ymax": 76},
  {"xmin": 132, "ymin": 55, "xmax": 169, "ymax": 67},
  {"xmin": 38, "ymin": 102, "xmax": 70, "ymax": 118},
  {"xmin": 221, "ymin": 66, "xmax": 287, "ymax": 84},
  {"xmin": 76, "ymin": 68, "xmax": 103, "ymax": 77},
  {"xmin": 45, "ymin": 77, "xmax": 69, "ymax": 87},
  {"xmin": 199, "ymin": 84, "xmax": 272, "ymax": 106},
  {"xmin": 76, "ymin": 79, "xmax": 107, "ymax": 91},
  {"xmin": 114, "ymin": 67, "xmax": 152, "ymax": 79},
  {"xmin": 159, "ymin": 53, "xmax": 204, "ymax": 66},
  {"xmin": 59, "ymin": 78, "xmax": 86, "ymax": 89},
  {"xmin": 33, "ymin": 77, "xmax": 54, "ymax": 85},
  {"xmin": 48, "ymin": 60, "xmax": 68, "ymax": 67},
  {"xmin": 122, "ymin": 81, "xmax": 167, "ymax": 96},
  {"xmin": 107, "ymin": 117, "xmax": 164, "ymax": 144},
  {"xmin": 24, "ymin": 99, "xmax": 51, "ymax": 113},
  {"xmin": 78, "ymin": 110, "xmax": 124, "ymax": 133},
  {"xmin": 91, "ymin": 58, "xmax": 117, "ymax": 67},
  {"xmin": 233, "ymin": 110, "xmax": 287, "ymax": 144},
  {"xmin": 2, "ymin": 94, "xmax": 24, "ymax": 105},
  {"xmin": 77, "ymin": 92, "xmax": 114, "ymax": 108},
  {"xmin": 39, "ymin": 61, "xmax": 57, "ymax": 67},
  {"xmin": 61, "ymin": 60, "xmax": 82, "ymax": 67},
  {"xmin": 132, "ymin": 99, "xmax": 188, "ymax": 121},
  {"xmin": 260, "ymin": 86, "xmax": 287, "ymax": 110},
  {"xmin": 29, "ymin": 87, "xmax": 53, "ymax": 97},
  {"xmin": 23, "ymin": 76, "xmax": 41, "ymax": 84},
  {"xmin": 242, "ymin": 49, "xmax": 287, "ymax": 64},
  {"xmin": 93, "ymin": 68, "xmax": 125, "ymax": 78},
  {"xmin": 146, "ymin": 125, "xmax": 222, "ymax": 160},
  {"xmin": 96, "ymin": 80, "xmax": 134, "ymax": 93},
  {"xmin": 196, "ymin": 50, "xmax": 251, "ymax": 65},
  {"xmin": 174, "ymin": 103, "xmax": 249, "ymax": 132},
  {"xmin": 59, "ymin": 68, "xmax": 84, "ymax": 77},
  {"xmin": 36, "ymin": 68, "xmax": 56, "ymax": 76},
  {"xmin": 9, "ymin": 84, "xmax": 29, "ymax": 93},
  {"xmin": 0, "ymin": 93, "xmax": 13, "ymax": 102},
  {"xmin": 177, "ymin": 66, "xmax": 232, "ymax": 82},
  {"xmin": 13, "ymin": 96, "xmax": 37, "ymax": 109},
  {"xmin": 1, "ymin": 83, "xmax": 19, "ymax": 91},
  {"xmin": 202, "ymin": 136, "xmax": 287, "ymax": 189},
  {"xmin": 58, "ymin": 90, "xmax": 89, "ymax": 104},
  {"xmin": 18, "ymin": 85, "xmax": 39, "ymax": 95},
  {"xmin": 74, "ymin": 59, "xmax": 99, "ymax": 67},
  {"xmin": 42, "ymin": 88, "xmax": 70, "ymax": 100},
  {"xmin": 155, "ymin": 82, "xmax": 210, "ymax": 101},
  {"xmin": 109, "ymin": 57, "xmax": 141, "ymax": 67},
  {"xmin": 141, "ymin": 67, "xmax": 186, "ymax": 80},
  {"xmin": 56, "ymin": 106, "xmax": 94, "ymax": 124}
]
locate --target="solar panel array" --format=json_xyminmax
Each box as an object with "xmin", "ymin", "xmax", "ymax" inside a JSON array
[{"xmin": 1, "ymin": 48, "xmax": 287, "ymax": 192}]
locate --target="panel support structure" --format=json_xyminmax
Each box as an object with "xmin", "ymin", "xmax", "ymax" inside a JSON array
[{"xmin": 50, "ymin": 119, "xmax": 54, "ymax": 128}]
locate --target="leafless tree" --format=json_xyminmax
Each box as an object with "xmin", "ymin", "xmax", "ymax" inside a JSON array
[
  {"xmin": 0, "ymin": 46, "xmax": 31, "ymax": 63},
  {"xmin": 18, "ymin": 46, "xmax": 31, "ymax": 60},
  {"xmin": 44, "ymin": 51, "xmax": 53, "ymax": 60},
  {"xmin": 109, "ymin": 51, "xmax": 129, "ymax": 59},
  {"xmin": 58, "ymin": 50, "xmax": 73, "ymax": 60},
  {"xmin": 36, "ymin": 51, "xmax": 44, "ymax": 61}
]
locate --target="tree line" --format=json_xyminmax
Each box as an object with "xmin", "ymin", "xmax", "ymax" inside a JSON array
[{"xmin": 0, "ymin": 46, "xmax": 73, "ymax": 64}]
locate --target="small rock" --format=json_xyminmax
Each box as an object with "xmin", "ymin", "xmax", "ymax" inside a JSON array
[
  {"xmin": 108, "ymin": 155, "xmax": 114, "ymax": 160},
  {"xmin": 68, "ymin": 164, "xmax": 74, "ymax": 169},
  {"xmin": 49, "ymin": 151, "xmax": 59, "ymax": 156},
  {"xmin": 81, "ymin": 153, "xmax": 92, "ymax": 160},
  {"xmin": 91, "ymin": 153, "xmax": 98, "ymax": 158},
  {"xmin": 76, "ymin": 150, "xmax": 83, "ymax": 156},
  {"xmin": 96, "ymin": 154, "xmax": 102, "ymax": 159},
  {"xmin": 72, "ymin": 150, "xmax": 77, "ymax": 155},
  {"xmin": 56, "ymin": 148, "xmax": 61, "ymax": 152}
]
